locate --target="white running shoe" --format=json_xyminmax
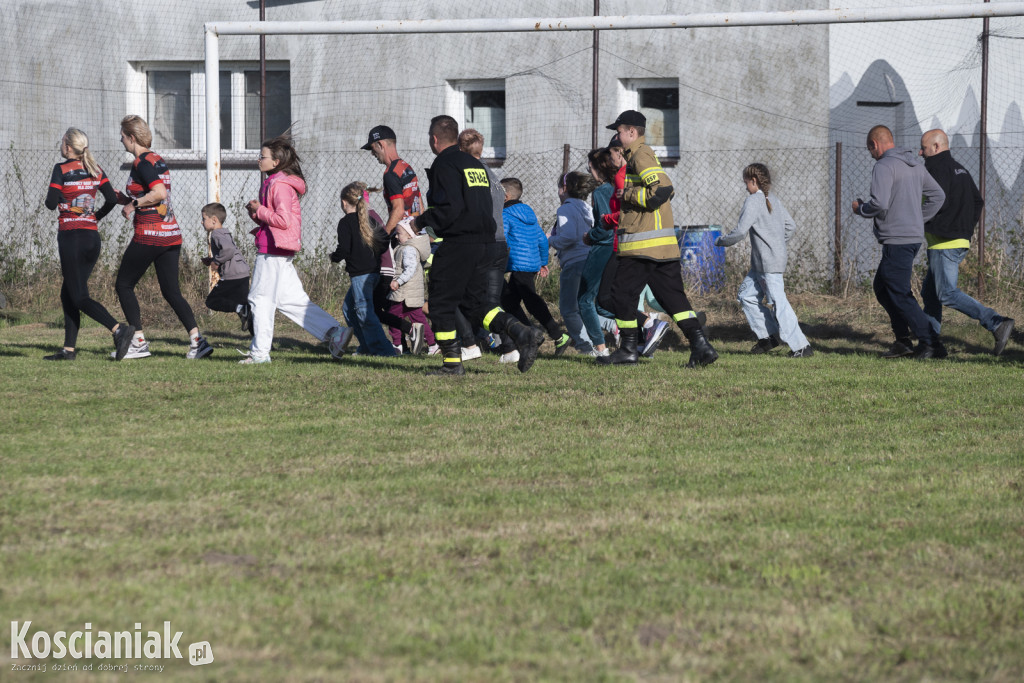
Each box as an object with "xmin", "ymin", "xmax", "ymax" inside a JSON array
[
  {"xmin": 426, "ymin": 344, "xmax": 441, "ymax": 356},
  {"xmin": 111, "ymin": 340, "xmax": 151, "ymax": 359},
  {"xmin": 499, "ymin": 349, "xmax": 520, "ymax": 364},
  {"xmin": 407, "ymin": 322, "xmax": 426, "ymax": 355},
  {"xmin": 393, "ymin": 344, "xmax": 403, "ymax": 355},
  {"xmin": 238, "ymin": 354, "xmax": 271, "ymax": 365},
  {"xmin": 186, "ymin": 336, "xmax": 214, "ymax": 359},
  {"xmin": 461, "ymin": 345, "xmax": 482, "ymax": 361}
]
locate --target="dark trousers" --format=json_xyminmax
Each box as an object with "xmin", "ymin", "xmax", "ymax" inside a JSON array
[
  {"xmin": 206, "ymin": 277, "xmax": 250, "ymax": 313},
  {"xmin": 57, "ymin": 230, "xmax": 117, "ymax": 347},
  {"xmin": 429, "ymin": 241, "xmax": 516, "ymax": 341},
  {"xmin": 607, "ymin": 257, "xmax": 697, "ymax": 331},
  {"xmin": 873, "ymin": 243, "xmax": 935, "ymax": 343},
  {"xmin": 374, "ymin": 275, "xmax": 411, "ymax": 335},
  {"xmin": 115, "ymin": 241, "xmax": 197, "ymax": 332},
  {"xmin": 502, "ymin": 270, "xmax": 560, "ymax": 338},
  {"xmin": 456, "ymin": 242, "xmax": 508, "ymax": 346},
  {"xmin": 598, "ymin": 252, "xmax": 648, "ymax": 328}
]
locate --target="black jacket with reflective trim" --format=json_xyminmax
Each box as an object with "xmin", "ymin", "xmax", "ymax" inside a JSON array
[{"xmin": 418, "ymin": 145, "xmax": 496, "ymax": 244}]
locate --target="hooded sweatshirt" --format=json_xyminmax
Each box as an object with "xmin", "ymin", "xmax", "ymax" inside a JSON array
[
  {"xmin": 549, "ymin": 197, "xmax": 593, "ymax": 269},
  {"xmin": 855, "ymin": 147, "xmax": 945, "ymax": 245},
  {"xmin": 716, "ymin": 190, "xmax": 794, "ymax": 274},
  {"xmin": 250, "ymin": 171, "xmax": 305, "ymax": 254}
]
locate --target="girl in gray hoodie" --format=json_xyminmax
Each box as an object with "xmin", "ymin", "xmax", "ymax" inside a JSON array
[{"xmin": 716, "ymin": 164, "xmax": 812, "ymax": 357}]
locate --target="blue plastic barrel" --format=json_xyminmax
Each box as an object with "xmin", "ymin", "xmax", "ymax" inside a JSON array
[{"xmin": 675, "ymin": 225, "xmax": 725, "ymax": 292}]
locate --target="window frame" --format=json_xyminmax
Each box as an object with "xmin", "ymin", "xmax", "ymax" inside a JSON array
[
  {"xmin": 126, "ymin": 61, "xmax": 290, "ymax": 162},
  {"xmin": 618, "ymin": 78, "xmax": 680, "ymax": 159},
  {"xmin": 445, "ymin": 79, "xmax": 507, "ymax": 160}
]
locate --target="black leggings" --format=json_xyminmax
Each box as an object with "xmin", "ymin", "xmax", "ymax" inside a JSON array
[
  {"xmin": 502, "ymin": 270, "xmax": 559, "ymax": 337},
  {"xmin": 57, "ymin": 230, "xmax": 117, "ymax": 347},
  {"xmin": 115, "ymin": 241, "xmax": 197, "ymax": 332}
]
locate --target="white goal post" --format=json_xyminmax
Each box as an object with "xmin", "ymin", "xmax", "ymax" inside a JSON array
[{"xmin": 203, "ymin": 2, "xmax": 1024, "ymax": 203}]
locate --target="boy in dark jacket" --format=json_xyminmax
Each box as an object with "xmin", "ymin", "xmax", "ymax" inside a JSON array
[
  {"xmin": 919, "ymin": 129, "xmax": 1014, "ymax": 355},
  {"xmin": 201, "ymin": 203, "xmax": 252, "ymax": 333}
]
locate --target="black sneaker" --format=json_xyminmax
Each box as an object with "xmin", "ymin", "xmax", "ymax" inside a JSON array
[
  {"xmin": 112, "ymin": 324, "xmax": 136, "ymax": 361},
  {"xmin": 43, "ymin": 349, "xmax": 76, "ymax": 361},
  {"xmin": 553, "ymin": 333, "xmax": 573, "ymax": 357},
  {"xmin": 881, "ymin": 339, "xmax": 914, "ymax": 359},
  {"xmin": 751, "ymin": 336, "xmax": 780, "ymax": 354},
  {"xmin": 993, "ymin": 318, "xmax": 1014, "ymax": 356}
]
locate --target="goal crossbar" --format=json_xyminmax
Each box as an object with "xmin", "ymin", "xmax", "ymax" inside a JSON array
[{"xmin": 204, "ymin": 2, "xmax": 1024, "ymax": 200}]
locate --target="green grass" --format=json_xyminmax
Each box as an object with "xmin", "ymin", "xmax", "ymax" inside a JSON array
[{"xmin": 1, "ymin": 300, "xmax": 1023, "ymax": 682}]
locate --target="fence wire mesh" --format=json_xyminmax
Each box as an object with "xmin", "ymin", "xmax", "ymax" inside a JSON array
[{"xmin": 5, "ymin": 143, "xmax": 1022, "ymax": 297}]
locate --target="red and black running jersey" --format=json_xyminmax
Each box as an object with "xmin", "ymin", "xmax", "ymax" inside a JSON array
[
  {"xmin": 125, "ymin": 151, "xmax": 181, "ymax": 246},
  {"xmin": 383, "ymin": 158, "xmax": 423, "ymax": 218},
  {"xmin": 48, "ymin": 160, "xmax": 110, "ymax": 232}
]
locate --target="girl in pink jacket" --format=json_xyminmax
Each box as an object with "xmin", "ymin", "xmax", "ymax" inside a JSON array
[{"xmin": 242, "ymin": 135, "xmax": 349, "ymax": 364}]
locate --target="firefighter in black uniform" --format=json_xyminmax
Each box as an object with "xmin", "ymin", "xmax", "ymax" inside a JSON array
[{"xmin": 414, "ymin": 115, "xmax": 544, "ymax": 375}]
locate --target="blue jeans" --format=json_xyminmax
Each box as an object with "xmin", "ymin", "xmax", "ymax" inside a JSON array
[
  {"xmin": 578, "ymin": 244, "xmax": 613, "ymax": 347},
  {"xmin": 558, "ymin": 260, "xmax": 593, "ymax": 352},
  {"xmin": 738, "ymin": 271, "xmax": 809, "ymax": 350},
  {"xmin": 922, "ymin": 247, "xmax": 1001, "ymax": 334},
  {"xmin": 343, "ymin": 273, "xmax": 397, "ymax": 356},
  {"xmin": 873, "ymin": 243, "xmax": 936, "ymax": 344}
]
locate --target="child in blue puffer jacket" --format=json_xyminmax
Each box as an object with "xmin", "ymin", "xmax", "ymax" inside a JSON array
[{"xmin": 498, "ymin": 177, "xmax": 571, "ymax": 363}]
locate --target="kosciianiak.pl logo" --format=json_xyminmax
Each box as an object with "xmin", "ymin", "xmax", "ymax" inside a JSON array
[{"xmin": 9, "ymin": 621, "xmax": 214, "ymax": 668}]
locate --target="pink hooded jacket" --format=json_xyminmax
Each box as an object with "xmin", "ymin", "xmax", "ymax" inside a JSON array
[{"xmin": 250, "ymin": 171, "xmax": 305, "ymax": 255}]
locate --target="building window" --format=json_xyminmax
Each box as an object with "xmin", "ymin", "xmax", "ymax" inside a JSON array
[
  {"xmin": 148, "ymin": 71, "xmax": 192, "ymax": 149},
  {"xmin": 128, "ymin": 62, "xmax": 290, "ymax": 157},
  {"xmin": 620, "ymin": 78, "xmax": 680, "ymax": 157},
  {"xmin": 244, "ymin": 70, "xmax": 292, "ymax": 150},
  {"xmin": 447, "ymin": 80, "xmax": 506, "ymax": 158}
]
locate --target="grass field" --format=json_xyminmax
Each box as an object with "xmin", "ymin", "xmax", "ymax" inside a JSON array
[{"xmin": 2, "ymin": 294, "xmax": 1023, "ymax": 682}]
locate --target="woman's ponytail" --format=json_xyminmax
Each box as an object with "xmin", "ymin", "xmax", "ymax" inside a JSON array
[{"xmin": 65, "ymin": 127, "xmax": 101, "ymax": 179}]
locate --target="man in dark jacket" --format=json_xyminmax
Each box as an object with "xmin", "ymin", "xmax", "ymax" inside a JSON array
[
  {"xmin": 414, "ymin": 115, "xmax": 543, "ymax": 375},
  {"xmin": 919, "ymin": 128, "xmax": 1015, "ymax": 356}
]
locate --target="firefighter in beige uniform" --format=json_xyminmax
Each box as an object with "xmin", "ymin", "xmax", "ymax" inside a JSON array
[{"xmin": 597, "ymin": 110, "xmax": 718, "ymax": 368}]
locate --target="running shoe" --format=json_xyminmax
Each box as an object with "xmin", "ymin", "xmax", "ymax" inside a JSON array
[
  {"xmin": 328, "ymin": 325, "xmax": 353, "ymax": 359},
  {"xmin": 43, "ymin": 349, "xmax": 76, "ymax": 361},
  {"xmin": 640, "ymin": 319, "xmax": 670, "ymax": 358},
  {"xmin": 112, "ymin": 324, "xmax": 136, "ymax": 361},
  {"xmin": 187, "ymin": 336, "xmax": 214, "ymax": 359},
  {"xmin": 499, "ymin": 349, "xmax": 520, "ymax": 364},
  {"xmin": 461, "ymin": 345, "xmax": 482, "ymax": 361},
  {"xmin": 407, "ymin": 323, "xmax": 426, "ymax": 355},
  {"xmin": 112, "ymin": 339, "xmax": 151, "ymax": 360},
  {"xmin": 553, "ymin": 333, "xmax": 573, "ymax": 356},
  {"xmin": 238, "ymin": 354, "xmax": 271, "ymax": 365}
]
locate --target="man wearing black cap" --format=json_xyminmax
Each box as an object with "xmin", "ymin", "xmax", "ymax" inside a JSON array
[
  {"xmin": 597, "ymin": 110, "xmax": 718, "ymax": 368},
  {"xmin": 362, "ymin": 125, "xmax": 427, "ymax": 352},
  {"xmin": 413, "ymin": 115, "xmax": 544, "ymax": 375}
]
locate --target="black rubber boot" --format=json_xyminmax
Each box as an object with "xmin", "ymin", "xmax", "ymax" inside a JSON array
[
  {"xmin": 596, "ymin": 327, "xmax": 639, "ymax": 365},
  {"xmin": 506, "ymin": 320, "xmax": 545, "ymax": 373},
  {"xmin": 684, "ymin": 327, "xmax": 718, "ymax": 368},
  {"xmin": 427, "ymin": 338, "xmax": 465, "ymax": 376}
]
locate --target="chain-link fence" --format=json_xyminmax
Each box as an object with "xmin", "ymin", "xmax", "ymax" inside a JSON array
[{"xmin": 7, "ymin": 142, "xmax": 1022, "ymax": 294}]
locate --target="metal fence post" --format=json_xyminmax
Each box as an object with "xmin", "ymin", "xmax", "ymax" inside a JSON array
[
  {"xmin": 562, "ymin": 144, "xmax": 570, "ymax": 176},
  {"xmin": 834, "ymin": 141, "xmax": 843, "ymax": 296}
]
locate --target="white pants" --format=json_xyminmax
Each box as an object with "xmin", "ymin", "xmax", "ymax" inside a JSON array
[{"xmin": 248, "ymin": 253, "xmax": 340, "ymax": 359}]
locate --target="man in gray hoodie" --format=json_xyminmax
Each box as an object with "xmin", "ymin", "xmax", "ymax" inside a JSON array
[{"xmin": 853, "ymin": 125, "xmax": 946, "ymax": 359}]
